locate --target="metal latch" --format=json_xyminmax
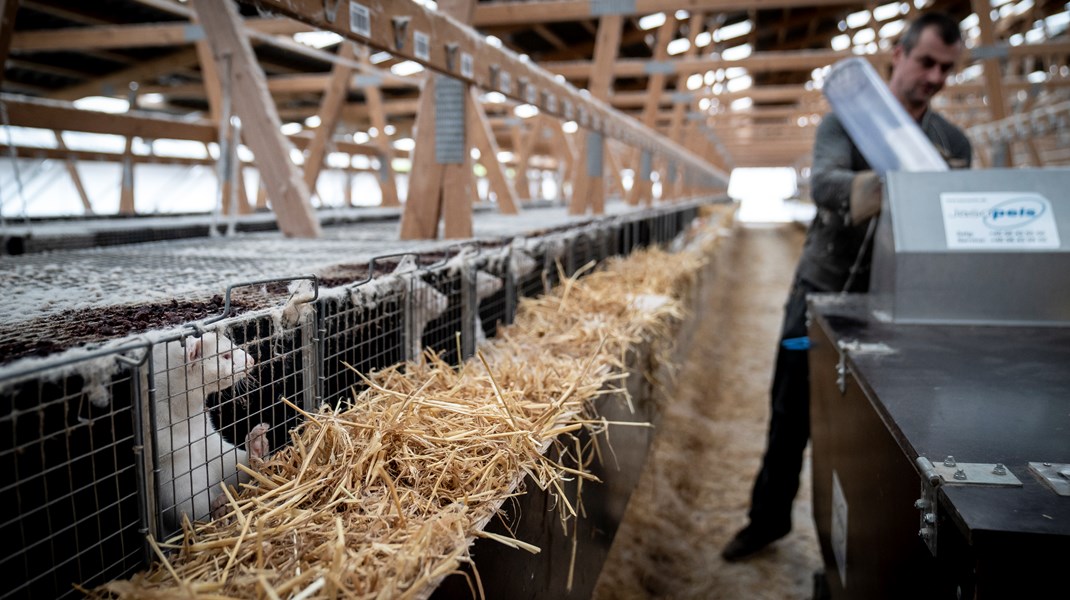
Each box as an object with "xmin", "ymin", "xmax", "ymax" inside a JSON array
[
  {"xmin": 914, "ymin": 456, "xmax": 942, "ymax": 556},
  {"xmin": 931, "ymin": 456, "xmax": 1023, "ymax": 487},
  {"xmin": 1028, "ymin": 462, "xmax": 1070, "ymax": 496},
  {"xmin": 835, "ymin": 340, "xmax": 895, "ymax": 393}
]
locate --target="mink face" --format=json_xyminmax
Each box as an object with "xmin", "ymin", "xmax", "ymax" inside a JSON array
[{"xmin": 150, "ymin": 332, "xmax": 266, "ymax": 529}]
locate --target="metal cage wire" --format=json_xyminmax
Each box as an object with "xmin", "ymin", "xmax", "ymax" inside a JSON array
[{"xmin": 0, "ymin": 201, "xmax": 707, "ymax": 598}]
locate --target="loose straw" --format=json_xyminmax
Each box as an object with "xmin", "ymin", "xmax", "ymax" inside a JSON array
[{"xmin": 92, "ymin": 215, "xmax": 731, "ymax": 600}]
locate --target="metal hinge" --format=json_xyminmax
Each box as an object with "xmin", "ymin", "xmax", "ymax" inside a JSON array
[
  {"xmin": 1028, "ymin": 462, "xmax": 1070, "ymax": 496},
  {"xmin": 835, "ymin": 340, "xmax": 895, "ymax": 393}
]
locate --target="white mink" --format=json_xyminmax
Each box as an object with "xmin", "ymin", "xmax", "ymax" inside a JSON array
[
  {"xmin": 410, "ymin": 277, "xmax": 449, "ymax": 361},
  {"xmin": 149, "ymin": 332, "xmax": 269, "ymax": 528}
]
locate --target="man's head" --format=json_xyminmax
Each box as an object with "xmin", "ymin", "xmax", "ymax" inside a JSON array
[{"xmin": 889, "ymin": 12, "xmax": 964, "ymax": 119}]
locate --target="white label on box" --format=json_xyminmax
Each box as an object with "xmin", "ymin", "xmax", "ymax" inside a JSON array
[
  {"xmin": 832, "ymin": 469, "xmax": 848, "ymax": 590},
  {"xmin": 940, "ymin": 192, "xmax": 1060, "ymax": 250}
]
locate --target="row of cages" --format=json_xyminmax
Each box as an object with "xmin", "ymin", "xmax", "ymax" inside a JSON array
[{"xmin": 0, "ymin": 204, "xmax": 702, "ymax": 599}]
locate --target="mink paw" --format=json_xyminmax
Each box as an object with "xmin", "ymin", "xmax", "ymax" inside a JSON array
[
  {"xmin": 247, "ymin": 423, "xmax": 271, "ymax": 461},
  {"xmin": 210, "ymin": 492, "xmax": 231, "ymax": 521}
]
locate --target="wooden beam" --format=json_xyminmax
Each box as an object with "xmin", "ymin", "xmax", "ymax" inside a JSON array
[
  {"xmin": 302, "ymin": 41, "xmax": 356, "ymax": 202},
  {"xmin": 532, "ymin": 24, "xmax": 569, "ymax": 53},
  {"xmin": 9, "ymin": 17, "xmax": 311, "ymax": 51},
  {"xmin": 358, "ymin": 46, "xmax": 400, "ymax": 207},
  {"xmin": 570, "ymin": 14, "xmax": 621, "ymax": 215},
  {"xmin": 190, "ymin": 0, "xmax": 320, "ymax": 238},
  {"xmin": 0, "ymin": 0, "xmax": 19, "ymax": 90},
  {"xmin": 547, "ymin": 41, "xmax": 1070, "ymax": 81},
  {"xmin": 192, "ymin": 10, "xmax": 253, "ymax": 216},
  {"xmin": 1, "ymin": 93, "xmax": 218, "ymax": 141},
  {"xmin": 399, "ymin": 0, "xmax": 477, "ymax": 240},
  {"xmin": 628, "ymin": 15, "xmax": 675, "ymax": 207},
  {"xmin": 50, "ymin": 47, "xmax": 201, "ymax": 102},
  {"xmin": 666, "ymin": 11, "xmax": 709, "ymax": 200},
  {"xmin": 119, "ymin": 88, "xmax": 137, "ymax": 215},
  {"xmin": 250, "ymin": 0, "xmax": 727, "ymax": 188},
  {"xmin": 401, "ymin": 78, "xmax": 445, "ymax": 239},
  {"xmin": 472, "ymin": 0, "xmax": 857, "ymax": 26},
  {"xmin": 511, "ymin": 120, "xmax": 531, "ymax": 200},
  {"xmin": 546, "ymin": 49, "xmax": 888, "ymax": 80},
  {"xmin": 0, "ymin": 143, "xmax": 227, "ymax": 166},
  {"xmin": 467, "ymin": 87, "xmax": 519, "ymax": 214},
  {"xmin": 52, "ymin": 131, "xmax": 93, "ymax": 214}
]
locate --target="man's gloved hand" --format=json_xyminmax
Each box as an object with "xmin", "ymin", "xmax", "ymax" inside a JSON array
[{"xmin": 849, "ymin": 170, "xmax": 882, "ymax": 225}]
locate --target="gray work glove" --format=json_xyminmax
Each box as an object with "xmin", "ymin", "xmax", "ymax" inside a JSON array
[{"xmin": 849, "ymin": 170, "xmax": 882, "ymax": 225}]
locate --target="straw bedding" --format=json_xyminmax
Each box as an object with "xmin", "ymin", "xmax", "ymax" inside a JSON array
[{"xmin": 91, "ymin": 215, "xmax": 726, "ymax": 600}]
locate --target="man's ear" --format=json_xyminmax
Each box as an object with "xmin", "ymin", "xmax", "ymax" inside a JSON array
[{"xmin": 891, "ymin": 43, "xmax": 904, "ymax": 68}]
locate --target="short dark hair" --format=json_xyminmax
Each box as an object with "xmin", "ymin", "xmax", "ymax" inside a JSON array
[{"xmin": 897, "ymin": 12, "xmax": 963, "ymax": 54}]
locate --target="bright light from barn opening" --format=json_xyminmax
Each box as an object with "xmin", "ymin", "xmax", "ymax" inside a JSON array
[{"xmin": 729, "ymin": 167, "xmax": 810, "ymax": 223}]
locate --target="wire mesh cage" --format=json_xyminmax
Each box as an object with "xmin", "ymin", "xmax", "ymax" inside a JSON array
[
  {"xmin": 473, "ymin": 251, "xmax": 513, "ymax": 348},
  {"xmin": 565, "ymin": 231, "xmax": 596, "ymax": 278},
  {"xmin": 0, "ymin": 204, "xmax": 712, "ymax": 596},
  {"xmin": 516, "ymin": 242, "xmax": 551, "ymax": 300},
  {"xmin": 147, "ymin": 309, "xmax": 311, "ymax": 539},
  {"xmin": 0, "ymin": 347, "xmax": 149, "ymax": 600},
  {"xmin": 317, "ymin": 272, "xmax": 406, "ymax": 408}
]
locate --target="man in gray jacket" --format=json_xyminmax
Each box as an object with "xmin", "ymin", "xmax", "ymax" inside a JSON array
[{"xmin": 722, "ymin": 11, "xmax": 973, "ymax": 562}]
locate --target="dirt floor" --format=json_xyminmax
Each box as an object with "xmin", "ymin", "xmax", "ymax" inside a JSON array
[{"xmin": 594, "ymin": 221, "xmax": 821, "ymax": 600}]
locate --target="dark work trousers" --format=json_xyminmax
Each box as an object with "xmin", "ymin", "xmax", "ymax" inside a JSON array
[{"xmin": 746, "ymin": 277, "xmax": 822, "ymax": 534}]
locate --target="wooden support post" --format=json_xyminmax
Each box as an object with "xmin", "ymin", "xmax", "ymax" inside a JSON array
[
  {"xmin": 52, "ymin": 131, "xmax": 93, "ymax": 214},
  {"xmin": 0, "ymin": 1, "xmax": 19, "ymax": 90},
  {"xmin": 627, "ymin": 15, "xmax": 674, "ymax": 206},
  {"xmin": 399, "ymin": 0, "xmax": 477, "ymax": 239},
  {"xmin": 343, "ymin": 159, "xmax": 354, "ymax": 206},
  {"xmin": 467, "ymin": 87, "xmax": 519, "ymax": 214},
  {"xmin": 52, "ymin": 47, "xmax": 201, "ymax": 102},
  {"xmin": 358, "ymin": 46, "xmax": 400, "ymax": 207},
  {"xmin": 972, "ymin": 0, "xmax": 1010, "ymax": 166},
  {"xmin": 190, "ymin": 0, "xmax": 320, "ymax": 237},
  {"xmin": 511, "ymin": 121, "xmax": 532, "ymax": 201},
  {"xmin": 543, "ymin": 117, "xmax": 574, "ymax": 201},
  {"xmin": 603, "ymin": 141, "xmax": 627, "ymax": 197},
  {"xmin": 537, "ymin": 115, "xmax": 574, "ymax": 187},
  {"xmin": 119, "ymin": 87, "xmax": 137, "ymax": 215},
  {"xmin": 195, "ymin": 31, "xmax": 254, "ymax": 217},
  {"xmin": 400, "ymin": 74, "xmax": 474, "ymax": 239},
  {"xmin": 570, "ymin": 14, "xmax": 622, "ymax": 215},
  {"xmin": 302, "ymin": 41, "xmax": 355, "ymax": 202}
]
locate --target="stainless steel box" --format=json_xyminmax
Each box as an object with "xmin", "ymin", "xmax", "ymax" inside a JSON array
[{"xmin": 870, "ymin": 168, "xmax": 1070, "ymax": 325}]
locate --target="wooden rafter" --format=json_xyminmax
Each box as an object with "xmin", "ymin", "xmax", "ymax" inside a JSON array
[
  {"xmin": 358, "ymin": 45, "xmax": 400, "ymax": 207},
  {"xmin": 0, "ymin": 0, "xmax": 18, "ymax": 90},
  {"xmin": 627, "ymin": 14, "xmax": 675, "ymax": 206},
  {"xmin": 400, "ymin": 0, "xmax": 477, "ymax": 240},
  {"xmin": 250, "ymin": 0, "xmax": 727, "ymax": 187},
  {"xmin": 468, "ymin": 87, "xmax": 519, "ymax": 214},
  {"xmin": 302, "ymin": 41, "xmax": 356, "ymax": 203},
  {"xmin": 9, "ymin": 18, "xmax": 311, "ymax": 52},
  {"xmin": 569, "ymin": 14, "xmax": 622, "ymax": 215},
  {"xmin": 190, "ymin": 0, "xmax": 320, "ymax": 238},
  {"xmin": 472, "ymin": 0, "xmax": 857, "ymax": 27}
]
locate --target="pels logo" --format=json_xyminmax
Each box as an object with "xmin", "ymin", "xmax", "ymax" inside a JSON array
[{"xmin": 983, "ymin": 197, "xmax": 1045, "ymax": 229}]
